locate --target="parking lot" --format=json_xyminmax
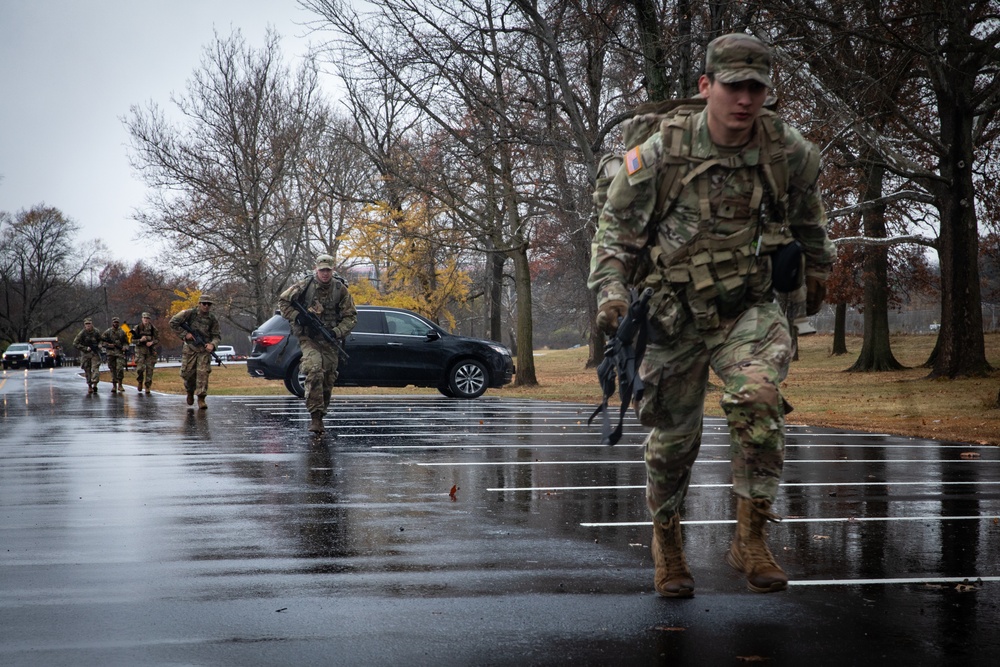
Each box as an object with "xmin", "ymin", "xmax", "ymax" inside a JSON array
[{"xmin": 2, "ymin": 367, "xmax": 999, "ymax": 665}]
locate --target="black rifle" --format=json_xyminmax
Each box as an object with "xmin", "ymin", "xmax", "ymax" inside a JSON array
[
  {"xmin": 179, "ymin": 322, "xmax": 224, "ymax": 366},
  {"xmin": 290, "ymin": 295, "xmax": 349, "ymax": 360},
  {"xmin": 587, "ymin": 287, "xmax": 653, "ymax": 445}
]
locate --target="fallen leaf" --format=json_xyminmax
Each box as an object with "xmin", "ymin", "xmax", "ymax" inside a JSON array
[
  {"xmin": 812, "ymin": 535, "xmax": 830, "ymax": 540},
  {"xmin": 449, "ymin": 484, "xmax": 459, "ymax": 500},
  {"xmin": 960, "ymin": 452, "xmax": 981, "ymax": 459}
]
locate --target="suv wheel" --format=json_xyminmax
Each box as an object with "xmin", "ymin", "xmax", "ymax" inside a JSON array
[
  {"xmin": 447, "ymin": 359, "xmax": 488, "ymax": 399},
  {"xmin": 284, "ymin": 358, "xmax": 305, "ymax": 398}
]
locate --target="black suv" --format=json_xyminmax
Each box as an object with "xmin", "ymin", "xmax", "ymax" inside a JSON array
[{"xmin": 247, "ymin": 305, "xmax": 515, "ymax": 399}]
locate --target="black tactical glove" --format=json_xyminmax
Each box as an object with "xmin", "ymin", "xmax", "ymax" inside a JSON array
[
  {"xmin": 596, "ymin": 300, "xmax": 628, "ymax": 336},
  {"xmin": 295, "ymin": 311, "xmax": 309, "ymax": 327},
  {"xmin": 806, "ymin": 276, "xmax": 826, "ymax": 316}
]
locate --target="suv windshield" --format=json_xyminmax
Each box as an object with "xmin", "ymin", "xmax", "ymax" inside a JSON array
[{"xmin": 7, "ymin": 344, "xmax": 31, "ymax": 352}]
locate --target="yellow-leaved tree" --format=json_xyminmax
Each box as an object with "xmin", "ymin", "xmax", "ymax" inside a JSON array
[{"xmin": 346, "ymin": 198, "xmax": 470, "ymax": 330}]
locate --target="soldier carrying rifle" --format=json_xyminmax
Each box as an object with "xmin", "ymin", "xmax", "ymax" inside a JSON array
[{"xmin": 589, "ymin": 34, "xmax": 836, "ymax": 597}]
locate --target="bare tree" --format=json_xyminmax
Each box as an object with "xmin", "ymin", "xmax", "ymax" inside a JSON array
[
  {"xmin": 0, "ymin": 205, "xmax": 105, "ymax": 343},
  {"xmin": 124, "ymin": 29, "xmax": 329, "ymax": 329}
]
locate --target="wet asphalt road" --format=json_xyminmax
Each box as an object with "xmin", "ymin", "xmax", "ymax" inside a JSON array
[{"xmin": 1, "ymin": 366, "xmax": 999, "ymax": 666}]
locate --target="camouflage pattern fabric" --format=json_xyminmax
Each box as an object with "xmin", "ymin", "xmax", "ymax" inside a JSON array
[
  {"xmin": 133, "ymin": 322, "xmax": 159, "ymax": 389},
  {"xmin": 73, "ymin": 326, "xmax": 104, "ymax": 385},
  {"xmin": 101, "ymin": 327, "xmax": 129, "ymax": 384},
  {"xmin": 169, "ymin": 308, "xmax": 222, "ymax": 397},
  {"xmin": 299, "ymin": 338, "xmax": 341, "ymax": 414},
  {"xmin": 588, "ymin": 105, "xmax": 835, "ymax": 522},
  {"xmin": 639, "ymin": 302, "xmax": 791, "ymax": 522},
  {"xmin": 278, "ymin": 274, "xmax": 357, "ymax": 416}
]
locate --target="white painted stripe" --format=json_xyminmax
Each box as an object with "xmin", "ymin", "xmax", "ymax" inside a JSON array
[
  {"xmin": 415, "ymin": 459, "xmax": 995, "ymax": 467},
  {"xmin": 371, "ymin": 441, "xmax": 988, "ymax": 450},
  {"xmin": 487, "ymin": 480, "xmax": 1000, "ymax": 492},
  {"xmin": 789, "ymin": 576, "xmax": 1000, "ymax": 586},
  {"xmin": 580, "ymin": 515, "xmax": 995, "ymax": 527}
]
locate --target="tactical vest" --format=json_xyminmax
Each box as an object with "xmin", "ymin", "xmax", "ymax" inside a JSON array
[{"xmin": 594, "ymin": 99, "xmax": 798, "ymax": 331}]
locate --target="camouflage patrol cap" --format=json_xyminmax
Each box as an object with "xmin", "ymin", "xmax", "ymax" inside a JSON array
[
  {"xmin": 198, "ymin": 295, "xmax": 214, "ymax": 304},
  {"xmin": 142, "ymin": 312, "xmax": 152, "ymax": 319},
  {"xmin": 706, "ymin": 33, "xmax": 773, "ymax": 88},
  {"xmin": 84, "ymin": 318, "xmax": 93, "ymax": 325},
  {"xmin": 112, "ymin": 316, "xmax": 120, "ymax": 323},
  {"xmin": 315, "ymin": 254, "xmax": 336, "ymax": 270}
]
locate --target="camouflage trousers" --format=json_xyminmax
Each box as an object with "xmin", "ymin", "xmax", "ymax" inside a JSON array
[
  {"xmin": 637, "ymin": 302, "xmax": 792, "ymax": 523},
  {"xmin": 180, "ymin": 347, "xmax": 213, "ymax": 396},
  {"xmin": 300, "ymin": 338, "xmax": 340, "ymax": 415},
  {"xmin": 80, "ymin": 351, "xmax": 101, "ymax": 385},
  {"xmin": 107, "ymin": 354, "xmax": 126, "ymax": 384},
  {"xmin": 135, "ymin": 350, "xmax": 157, "ymax": 388}
]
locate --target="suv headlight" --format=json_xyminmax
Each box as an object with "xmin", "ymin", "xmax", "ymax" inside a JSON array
[{"xmin": 487, "ymin": 343, "xmax": 511, "ymax": 356}]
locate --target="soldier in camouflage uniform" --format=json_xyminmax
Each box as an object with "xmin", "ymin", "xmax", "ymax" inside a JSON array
[
  {"xmin": 101, "ymin": 317, "xmax": 129, "ymax": 394},
  {"xmin": 133, "ymin": 311, "xmax": 159, "ymax": 394},
  {"xmin": 169, "ymin": 295, "xmax": 222, "ymax": 410},
  {"xmin": 73, "ymin": 318, "xmax": 103, "ymax": 393},
  {"xmin": 589, "ymin": 34, "xmax": 836, "ymax": 597},
  {"xmin": 278, "ymin": 255, "xmax": 357, "ymax": 434}
]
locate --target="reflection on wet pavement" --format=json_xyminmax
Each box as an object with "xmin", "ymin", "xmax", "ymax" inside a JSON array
[{"xmin": 1, "ymin": 368, "xmax": 998, "ymax": 664}]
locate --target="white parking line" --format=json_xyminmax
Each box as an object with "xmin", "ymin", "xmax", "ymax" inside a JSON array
[
  {"xmin": 415, "ymin": 459, "xmax": 996, "ymax": 466},
  {"xmin": 580, "ymin": 515, "xmax": 997, "ymax": 527},
  {"xmin": 488, "ymin": 480, "xmax": 1000, "ymax": 492},
  {"xmin": 789, "ymin": 576, "xmax": 1000, "ymax": 586}
]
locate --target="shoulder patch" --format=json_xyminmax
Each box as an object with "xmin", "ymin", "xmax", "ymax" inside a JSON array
[{"xmin": 625, "ymin": 146, "xmax": 643, "ymax": 176}]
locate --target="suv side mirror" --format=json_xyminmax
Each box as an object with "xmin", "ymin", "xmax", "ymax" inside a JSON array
[{"xmin": 425, "ymin": 331, "xmax": 441, "ymax": 342}]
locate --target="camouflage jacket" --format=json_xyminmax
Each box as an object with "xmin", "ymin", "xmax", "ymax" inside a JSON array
[
  {"xmin": 278, "ymin": 274, "xmax": 358, "ymax": 342},
  {"xmin": 73, "ymin": 328, "xmax": 103, "ymax": 354},
  {"xmin": 132, "ymin": 322, "xmax": 159, "ymax": 354},
  {"xmin": 101, "ymin": 327, "xmax": 129, "ymax": 357},
  {"xmin": 588, "ymin": 107, "xmax": 836, "ymax": 311},
  {"xmin": 169, "ymin": 308, "xmax": 221, "ymax": 352}
]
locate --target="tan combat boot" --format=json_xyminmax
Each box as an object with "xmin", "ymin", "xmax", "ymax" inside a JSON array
[
  {"xmin": 727, "ymin": 497, "xmax": 788, "ymax": 593},
  {"xmin": 197, "ymin": 395, "xmax": 207, "ymax": 410},
  {"xmin": 309, "ymin": 413, "xmax": 325, "ymax": 434},
  {"xmin": 651, "ymin": 514, "xmax": 695, "ymax": 598},
  {"xmin": 186, "ymin": 391, "xmax": 194, "ymax": 406}
]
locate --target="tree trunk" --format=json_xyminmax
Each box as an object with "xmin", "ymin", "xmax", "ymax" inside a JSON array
[
  {"xmin": 927, "ymin": 21, "xmax": 991, "ymax": 378},
  {"xmin": 510, "ymin": 245, "xmax": 537, "ymax": 386},
  {"xmin": 832, "ymin": 302, "xmax": 848, "ymax": 355},
  {"xmin": 488, "ymin": 248, "xmax": 504, "ymax": 343},
  {"xmin": 848, "ymin": 153, "xmax": 903, "ymax": 372},
  {"xmin": 630, "ymin": 0, "xmax": 669, "ymax": 101}
]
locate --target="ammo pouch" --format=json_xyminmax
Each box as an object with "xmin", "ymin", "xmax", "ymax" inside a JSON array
[{"xmin": 770, "ymin": 240, "xmax": 804, "ymax": 293}]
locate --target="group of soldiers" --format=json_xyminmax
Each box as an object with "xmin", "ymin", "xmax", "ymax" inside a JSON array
[
  {"xmin": 71, "ymin": 296, "xmax": 223, "ymax": 410},
  {"xmin": 69, "ymin": 254, "xmax": 356, "ymax": 426}
]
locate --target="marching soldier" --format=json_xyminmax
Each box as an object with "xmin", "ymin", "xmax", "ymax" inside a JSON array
[
  {"xmin": 133, "ymin": 311, "xmax": 159, "ymax": 394},
  {"xmin": 101, "ymin": 317, "xmax": 129, "ymax": 394},
  {"xmin": 73, "ymin": 318, "xmax": 103, "ymax": 393},
  {"xmin": 169, "ymin": 295, "xmax": 222, "ymax": 409},
  {"xmin": 589, "ymin": 34, "xmax": 836, "ymax": 597},
  {"xmin": 278, "ymin": 255, "xmax": 357, "ymax": 434}
]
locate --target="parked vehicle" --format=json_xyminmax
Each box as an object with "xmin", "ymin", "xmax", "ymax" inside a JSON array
[
  {"xmin": 247, "ymin": 306, "xmax": 515, "ymax": 399},
  {"xmin": 2, "ymin": 343, "xmax": 35, "ymax": 370},
  {"xmin": 215, "ymin": 345, "xmax": 237, "ymax": 361},
  {"xmin": 28, "ymin": 338, "xmax": 63, "ymax": 368}
]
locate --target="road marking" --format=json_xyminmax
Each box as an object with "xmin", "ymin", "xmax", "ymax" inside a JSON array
[
  {"xmin": 789, "ymin": 576, "xmax": 1000, "ymax": 586},
  {"xmin": 580, "ymin": 515, "xmax": 997, "ymax": 527},
  {"xmin": 415, "ymin": 459, "xmax": 996, "ymax": 467},
  {"xmin": 488, "ymin": 480, "xmax": 1000, "ymax": 492}
]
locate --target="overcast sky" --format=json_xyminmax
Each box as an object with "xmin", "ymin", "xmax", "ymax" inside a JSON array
[{"xmin": 0, "ymin": 0, "xmax": 333, "ymax": 264}]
